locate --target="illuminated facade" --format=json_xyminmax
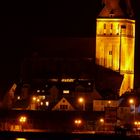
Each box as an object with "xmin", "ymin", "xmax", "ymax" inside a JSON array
[{"xmin": 96, "ymin": 0, "xmax": 135, "ymax": 96}]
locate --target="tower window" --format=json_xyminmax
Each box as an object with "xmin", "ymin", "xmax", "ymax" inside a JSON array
[
  {"xmin": 131, "ymin": 25, "xmax": 133, "ymax": 36},
  {"xmin": 109, "ymin": 51, "xmax": 112, "ymax": 55},
  {"xmin": 121, "ymin": 25, "xmax": 126, "ymax": 29},
  {"xmin": 117, "ymin": 24, "xmax": 119, "ymax": 35},
  {"xmin": 111, "ymin": 24, "xmax": 113, "ymax": 29},
  {"xmin": 110, "ymin": 24, "xmax": 113, "ymax": 35},
  {"xmin": 103, "ymin": 24, "xmax": 106, "ymax": 35},
  {"xmin": 104, "ymin": 24, "xmax": 106, "ymax": 29}
]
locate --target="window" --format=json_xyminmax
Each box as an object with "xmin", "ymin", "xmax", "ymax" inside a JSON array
[
  {"xmin": 62, "ymin": 100, "xmax": 65, "ymax": 103},
  {"xmin": 117, "ymin": 24, "xmax": 119, "ymax": 35},
  {"xmin": 109, "ymin": 51, "xmax": 112, "ymax": 55},
  {"xmin": 45, "ymin": 101, "xmax": 49, "ymax": 106},
  {"xmin": 42, "ymin": 90, "xmax": 45, "ymax": 93},
  {"xmin": 110, "ymin": 24, "xmax": 113, "ymax": 35},
  {"xmin": 37, "ymin": 90, "xmax": 40, "ymax": 93},
  {"xmin": 103, "ymin": 24, "xmax": 106, "ymax": 35},
  {"xmin": 111, "ymin": 24, "xmax": 113, "ymax": 29},
  {"xmin": 88, "ymin": 82, "xmax": 91, "ymax": 85},
  {"xmin": 63, "ymin": 90, "xmax": 69, "ymax": 94},
  {"xmin": 60, "ymin": 105, "xmax": 68, "ymax": 110},
  {"xmin": 104, "ymin": 24, "xmax": 106, "ymax": 29}
]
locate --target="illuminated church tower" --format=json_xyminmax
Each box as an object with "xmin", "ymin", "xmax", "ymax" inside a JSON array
[{"xmin": 96, "ymin": 0, "xmax": 135, "ymax": 96}]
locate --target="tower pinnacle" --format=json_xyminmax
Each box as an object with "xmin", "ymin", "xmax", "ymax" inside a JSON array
[{"xmin": 125, "ymin": 0, "xmax": 134, "ymax": 17}]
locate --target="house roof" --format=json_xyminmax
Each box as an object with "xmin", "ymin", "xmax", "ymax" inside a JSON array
[
  {"xmin": 52, "ymin": 97, "xmax": 75, "ymax": 111},
  {"xmin": 95, "ymin": 65, "xmax": 123, "ymax": 98}
]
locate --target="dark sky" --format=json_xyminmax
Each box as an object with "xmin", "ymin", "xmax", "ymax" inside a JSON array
[{"xmin": 0, "ymin": 0, "xmax": 140, "ymax": 93}]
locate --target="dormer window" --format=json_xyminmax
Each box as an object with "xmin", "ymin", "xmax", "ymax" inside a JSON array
[{"xmin": 109, "ymin": 10, "xmax": 115, "ymax": 17}]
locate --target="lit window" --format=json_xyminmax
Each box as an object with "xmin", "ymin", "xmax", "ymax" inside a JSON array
[
  {"xmin": 88, "ymin": 82, "xmax": 91, "ymax": 85},
  {"xmin": 37, "ymin": 90, "xmax": 40, "ymax": 93},
  {"xmin": 17, "ymin": 96, "xmax": 21, "ymax": 100},
  {"xmin": 42, "ymin": 96, "xmax": 45, "ymax": 99},
  {"xmin": 42, "ymin": 90, "xmax": 45, "ymax": 93},
  {"xmin": 40, "ymin": 102, "xmax": 43, "ymax": 106},
  {"xmin": 46, "ymin": 101, "xmax": 49, "ymax": 106},
  {"xmin": 61, "ymin": 79, "xmax": 74, "ymax": 82},
  {"xmin": 63, "ymin": 90, "xmax": 70, "ymax": 94}
]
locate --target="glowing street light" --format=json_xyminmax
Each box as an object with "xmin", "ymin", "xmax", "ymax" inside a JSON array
[
  {"xmin": 19, "ymin": 116, "xmax": 27, "ymax": 131},
  {"xmin": 32, "ymin": 96, "xmax": 36, "ymax": 101},
  {"xmin": 99, "ymin": 118, "xmax": 105, "ymax": 131},
  {"xmin": 129, "ymin": 98, "xmax": 134, "ymax": 104},
  {"xmin": 100, "ymin": 118, "xmax": 104, "ymax": 124},
  {"xmin": 108, "ymin": 100, "xmax": 111, "ymax": 104},
  {"xmin": 74, "ymin": 119, "xmax": 82, "ymax": 130},
  {"xmin": 78, "ymin": 97, "xmax": 85, "ymax": 111},
  {"xmin": 129, "ymin": 98, "xmax": 136, "ymax": 122}
]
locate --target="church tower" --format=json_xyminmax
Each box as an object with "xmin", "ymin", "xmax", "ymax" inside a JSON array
[{"xmin": 96, "ymin": 0, "xmax": 135, "ymax": 96}]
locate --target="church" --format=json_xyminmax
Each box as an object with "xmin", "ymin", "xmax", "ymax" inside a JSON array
[
  {"xmin": 1, "ymin": 0, "xmax": 135, "ymax": 111},
  {"xmin": 96, "ymin": 0, "xmax": 135, "ymax": 96}
]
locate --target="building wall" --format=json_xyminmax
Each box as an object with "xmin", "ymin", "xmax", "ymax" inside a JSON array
[
  {"xmin": 96, "ymin": 18, "xmax": 135, "ymax": 96},
  {"xmin": 93, "ymin": 100, "xmax": 118, "ymax": 111}
]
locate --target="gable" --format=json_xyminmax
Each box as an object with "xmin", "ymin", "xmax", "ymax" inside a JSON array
[{"xmin": 52, "ymin": 97, "xmax": 75, "ymax": 111}]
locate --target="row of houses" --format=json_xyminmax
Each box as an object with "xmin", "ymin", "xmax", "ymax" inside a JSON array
[{"xmin": 3, "ymin": 80, "xmax": 138, "ymax": 129}]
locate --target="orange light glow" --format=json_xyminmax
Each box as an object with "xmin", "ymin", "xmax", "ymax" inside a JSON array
[
  {"xmin": 100, "ymin": 118, "xmax": 104, "ymax": 123},
  {"xmin": 32, "ymin": 96, "xmax": 36, "ymax": 101},
  {"xmin": 74, "ymin": 119, "xmax": 82, "ymax": 124},
  {"xmin": 78, "ymin": 97, "xmax": 84, "ymax": 103},
  {"xmin": 19, "ymin": 116, "xmax": 27, "ymax": 123},
  {"xmin": 129, "ymin": 98, "xmax": 134, "ymax": 104}
]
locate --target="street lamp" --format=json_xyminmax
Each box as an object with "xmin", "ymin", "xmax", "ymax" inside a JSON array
[
  {"xmin": 74, "ymin": 119, "xmax": 82, "ymax": 131},
  {"xmin": 99, "ymin": 118, "xmax": 105, "ymax": 131},
  {"xmin": 78, "ymin": 97, "xmax": 85, "ymax": 111},
  {"xmin": 129, "ymin": 98, "xmax": 136, "ymax": 122},
  {"xmin": 19, "ymin": 116, "xmax": 27, "ymax": 131},
  {"xmin": 100, "ymin": 118, "xmax": 104, "ymax": 124}
]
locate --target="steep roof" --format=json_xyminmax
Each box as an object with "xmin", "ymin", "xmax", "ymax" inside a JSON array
[
  {"xmin": 99, "ymin": 0, "xmax": 134, "ymax": 18},
  {"xmin": 95, "ymin": 65, "xmax": 123, "ymax": 98}
]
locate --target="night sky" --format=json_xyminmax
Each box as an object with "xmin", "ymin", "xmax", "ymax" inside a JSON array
[{"xmin": 0, "ymin": 0, "xmax": 140, "ymax": 94}]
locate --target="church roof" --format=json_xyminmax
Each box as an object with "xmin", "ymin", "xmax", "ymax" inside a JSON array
[{"xmin": 98, "ymin": 0, "xmax": 134, "ymax": 18}]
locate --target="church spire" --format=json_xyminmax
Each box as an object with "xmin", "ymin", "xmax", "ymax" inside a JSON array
[{"xmin": 125, "ymin": 0, "xmax": 134, "ymax": 17}]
